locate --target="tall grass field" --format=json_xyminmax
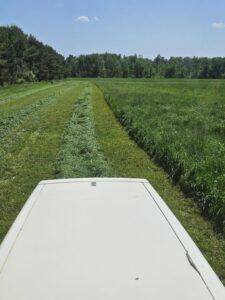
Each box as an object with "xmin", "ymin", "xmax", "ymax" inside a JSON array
[{"xmin": 96, "ymin": 78, "xmax": 225, "ymax": 232}]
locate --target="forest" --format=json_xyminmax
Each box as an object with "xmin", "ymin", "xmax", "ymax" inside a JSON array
[{"xmin": 1, "ymin": 25, "xmax": 225, "ymax": 84}]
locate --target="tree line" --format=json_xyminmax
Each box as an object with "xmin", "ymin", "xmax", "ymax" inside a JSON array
[
  {"xmin": 0, "ymin": 25, "xmax": 65, "ymax": 84},
  {"xmin": 1, "ymin": 25, "xmax": 225, "ymax": 84},
  {"xmin": 65, "ymin": 54, "xmax": 225, "ymax": 79}
]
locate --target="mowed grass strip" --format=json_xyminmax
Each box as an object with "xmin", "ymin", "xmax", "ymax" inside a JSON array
[
  {"xmin": 0, "ymin": 83, "xmax": 78, "ymax": 179},
  {"xmin": 91, "ymin": 83, "xmax": 225, "ymax": 285},
  {"xmin": 55, "ymin": 82, "xmax": 112, "ymax": 178},
  {"xmin": 0, "ymin": 80, "xmax": 85, "ymax": 242},
  {"xmin": 0, "ymin": 81, "xmax": 66, "ymax": 104},
  {"xmin": 0, "ymin": 80, "xmax": 69, "ymax": 117},
  {"xmin": 0, "ymin": 81, "xmax": 48, "ymax": 100}
]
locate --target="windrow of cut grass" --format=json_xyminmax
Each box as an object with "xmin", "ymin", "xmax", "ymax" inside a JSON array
[
  {"xmin": 55, "ymin": 83, "xmax": 112, "ymax": 178},
  {"xmin": 0, "ymin": 81, "xmax": 83, "ymax": 242},
  {"xmin": 96, "ymin": 79, "xmax": 225, "ymax": 233}
]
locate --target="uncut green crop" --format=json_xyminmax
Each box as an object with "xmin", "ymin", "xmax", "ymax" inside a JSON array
[{"xmin": 96, "ymin": 78, "xmax": 225, "ymax": 233}]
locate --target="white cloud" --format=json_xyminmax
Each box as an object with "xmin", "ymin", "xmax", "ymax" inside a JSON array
[
  {"xmin": 93, "ymin": 16, "xmax": 100, "ymax": 22},
  {"xmin": 212, "ymin": 22, "xmax": 225, "ymax": 29},
  {"xmin": 75, "ymin": 16, "xmax": 100, "ymax": 23},
  {"xmin": 75, "ymin": 16, "xmax": 90, "ymax": 23}
]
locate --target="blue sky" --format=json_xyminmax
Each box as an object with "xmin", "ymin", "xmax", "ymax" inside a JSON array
[{"xmin": 1, "ymin": 0, "xmax": 225, "ymax": 58}]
